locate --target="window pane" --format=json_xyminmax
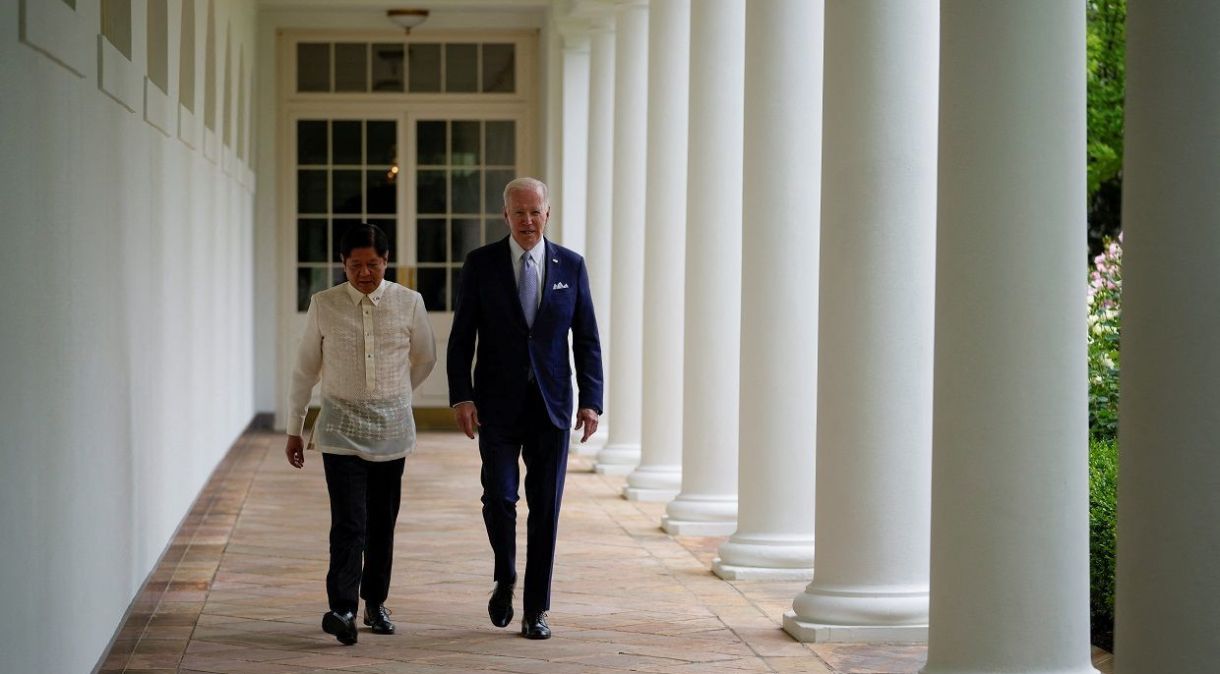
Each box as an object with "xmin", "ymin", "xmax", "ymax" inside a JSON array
[
  {"xmin": 485, "ymin": 217, "xmax": 503, "ymax": 243},
  {"xmin": 482, "ymin": 43, "xmax": 515, "ymax": 93},
  {"xmin": 367, "ymin": 121, "xmax": 396, "ymax": 166},
  {"xmin": 297, "ymin": 120, "xmax": 328, "ymax": 164},
  {"xmin": 333, "ymin": 265, "xmax": 348, "ymax": 286},
  {"xmin": 332, "ymin": 120, "xmax": 362, "ymax": 165},
  {"xmin": 297, "ymin": 43, "xmax": 329, "ymax": 92},
  {"xmin": 297, "ymin": 169, "xmax": 327, "ymax": 214},
  {"xmin": 416, "ymin": 170, "xmax": 447, "ymax": 213},
  {"xmin": 445, "ymin": 43, "xmax": 478, "ymax": 92},
  {"xmin": 452, "ymin": 218, "xmax": 482, "ymax": 261},
  {"xmin": 298, "ymin": 267, "xmax": 330, "ymax": 311},
  {"xmin": 451, "ymin": 121, "xmax": 480, "ymax": 165},
  {"xmin": 298, "ymin": 218, "xmax": 328, "ymax": 262},
  {"xmin": 334, "ymin": 43, "xmax": 368, "ymax": 92},
  {"xmin": 332, "ymin": 170, "xmax": 363, "ymax": 214},
  {"xmin": 450, "ymin": 268, "xmax": 463, "ymax": 309},
  {"xmin": 451, "ymin": 169, "xmax": 480, "ymax": 214},
  {"xmin": 416, "ymin": 121, "xmax": 446, "ymax": 165},
  {"xmin": 371, "ymin": 43, "xmax": 404, "ymax": 92},
  {"xmin": 485, "ymin": 120, "xmax": 515, "ymax": 166},
  {"xmin": 367, "ymin": 169, "xmax": 396, "ymax": 214},
  {"xmin": 417, "ymin": 267, "xmax": 447, "ymax": 310},
  {"xmin": 331, "ymin": 218, "xmax": 362, "ymax": 261},
  {"xmin": 417, "ymin": 218, "xmax": 446, "ymax": 263},
  {"xmin": 485, "ymin": 169, "xmax": 516, "ymax": 214},
  {"xmin": 408, "ymin": 43, "xmax": 441, "ymax": 93},
  {"xmin": 367, "ymin": 218, "xmax": 398, "ymax": 259}
]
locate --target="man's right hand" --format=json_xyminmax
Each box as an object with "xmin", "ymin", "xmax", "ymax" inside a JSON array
[
  {"xmin": 453, "ymin": 402, "xmax": 480, "ymax": 439},
  {"xmin": 285, "ymin": 435, "xmax": 305, "ymax": 469}
]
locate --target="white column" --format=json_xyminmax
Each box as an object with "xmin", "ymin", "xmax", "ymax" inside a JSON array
[
  {"xmin": 661, "ymin": 0, "xmax": 744, "ymax": 536},
  {"xmin": 557, "ymin": 22, "xmax": 590, "ymax": 256},
  {"xmin": 557, "ymin": 20, "xmax": 596, "ymax": 455},
  {"xmin": 623, "ymin": 0, "xmax": 689, "ymax": 501},
  {"xmin": 580, "ymin": 12, "xmax": 615, "ymax": 454},
  {"xmin": 922, "ymin": 3, "xmax": 1095, "ymax": 674},
  {"xmin": 711, "ymin": 0, "xmax": 821, "ymax": 581},
  {"xmin": 595, "ymin": 0, "xmax": 648, "ymax": 475},
  {"xmin": 783, "ymin": 0, "xmax": 937, "ymax": 643},
  {"xmin": 1115, "ymin": 3, "xmax": 1220, "ymax": 673}
]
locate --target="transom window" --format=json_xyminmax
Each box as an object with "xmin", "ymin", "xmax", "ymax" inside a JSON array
[{"xmin": 296, "ymin": 42, "xmax": 515, "ymax": 94}]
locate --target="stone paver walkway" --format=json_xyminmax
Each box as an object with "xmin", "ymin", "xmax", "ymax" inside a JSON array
[{"xmin": 99, "ymin": 430, "xmax": 1112, "ymax": 674}]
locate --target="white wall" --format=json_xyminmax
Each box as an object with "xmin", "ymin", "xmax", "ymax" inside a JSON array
[{"xmin": 0, "ymin": 1, "xmax": 258, "ymax": 671}]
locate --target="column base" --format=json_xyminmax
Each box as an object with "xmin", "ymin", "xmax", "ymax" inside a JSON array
[
  {"xmin": 571, "ymin": 424, "xmax": 608, "ymax": 456},
  {"xmin": 595, "ymin": 442, "xmax": 640, "ymax": 474},
  {"xmin": 623, "ymin": 485, "xmax": 679, "ymax": 501},
  {"xmin": 713, "ymin": 533, "xmax": 815, "ymax": 580},
  {"xmin": 662, "ymin": 496, "xmax": 738, "ymax": 535},
  {"xmin": 920, "ymin": 665, "xmax": 1099, "ymax": 674},
  {"xmin": 782, "ymin": 611, "xmax": 927, "ymax": 643},
  {"xmin": 624, "ymin": 464, "xmax": 681, "ymax": 500},
  {"xmin": 661, "ymin": 515, "xmax": 737, "ymax": 536},
  {"xmin": 712, "ymin": 559, "xmax": 814, "ymax": 581}
]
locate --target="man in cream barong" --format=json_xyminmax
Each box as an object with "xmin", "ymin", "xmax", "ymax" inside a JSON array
[{"xmin": 285, "ymin": 223, "xmax": 436, "ymax": 645}]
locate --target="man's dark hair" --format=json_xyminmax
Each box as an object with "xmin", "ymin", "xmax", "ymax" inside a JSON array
[{"xmin": 339, "ymin": 223, "xmax": 390, "ymax": 260}]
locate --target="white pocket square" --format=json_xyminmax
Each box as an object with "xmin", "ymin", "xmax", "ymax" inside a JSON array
[{"xmin": 552, "ymin": 282, "xmax": 570, "ymax": 290}]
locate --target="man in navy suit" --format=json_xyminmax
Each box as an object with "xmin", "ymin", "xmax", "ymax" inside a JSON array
[{"xmin": 447, "ymin": 177, "xmax": 603, "ymax": 639}]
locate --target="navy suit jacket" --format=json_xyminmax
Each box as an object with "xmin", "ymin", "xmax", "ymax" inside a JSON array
[{"xmin": 447, "ymin": 237, "xmax": 603, "ymax": 429}]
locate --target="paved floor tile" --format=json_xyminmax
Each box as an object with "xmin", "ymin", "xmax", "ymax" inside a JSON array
[{"xmin": 97, "ymin": 430, "xmax": 1114, "ymax": 674}]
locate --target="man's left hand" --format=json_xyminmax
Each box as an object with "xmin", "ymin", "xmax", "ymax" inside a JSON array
[{"xmin": 574, "ymin": 408, "xmax": 599, "ymax": 443}]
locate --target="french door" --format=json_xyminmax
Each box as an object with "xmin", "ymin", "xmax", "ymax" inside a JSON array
[{"xmin": 284, "ymin": 107, "xmax": 527, "ymax": 409}]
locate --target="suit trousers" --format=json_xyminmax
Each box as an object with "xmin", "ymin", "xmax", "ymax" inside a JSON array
[
  {"xmin": 478, "ymin": 381, "xmax": 571, "ymax": 613},
  {"xmin": 322, "ymin": 453, "xmax": 405, "ymax": 614}
]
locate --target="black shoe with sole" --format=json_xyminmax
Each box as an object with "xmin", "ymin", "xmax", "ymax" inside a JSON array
[
  {"xmin": 488, "ymin": 579, "xmax": 515, "ymax": 628},
  {"xmin": 521, "ymin": 610, "xmax": 551, "ymax": 640},
  {"xmin": 363, "ymin": 603, "xmax": 395, "ymax": 635},
  {"xmin": 322, "ymin": 610, "xmax": 358, "ymax": 645}
]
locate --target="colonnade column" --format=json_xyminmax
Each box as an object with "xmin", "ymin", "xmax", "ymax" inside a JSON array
[
  {"xmin": 922, "ymin": 3, "xmax": 1095, "ymax": 673},
  {"xmin": 1114, "ymin": 3, "xmax": 1220, "ymax": 673},
  {"xmin": 580, "ymin": 11, "xmax": 615, "ymax": 453},
  {"xmin": 661, "ymin": 0, "xmax": 745, "ymax": 535},
  {"xmin": 557, "ymin": 21, "xmax": 590, "ymax": 256},
  {"xmin": 784, "ymin": 0, "xmax": 936, "ymax": 642},
  {"xmin": 595, "ymin": 0, "xmax": 648, "ymax": 475},
  {"xmin": 623, "ymin": 0, "xmax": 689, "ymax": 501},
  {"xmin": 711, "ymin": 0, "xmax": 821, "ymax": 580}
]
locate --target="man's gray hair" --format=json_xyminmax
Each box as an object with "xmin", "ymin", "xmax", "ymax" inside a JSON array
[{"xmin": 502, "ymin": 177, "xmax": 549, "ymax": 207}]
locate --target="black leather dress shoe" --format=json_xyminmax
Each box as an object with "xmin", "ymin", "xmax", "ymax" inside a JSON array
[
  {"xmin": 322, "ymin": 610, "xmax": 358, "ymax": 645},
  {"xmin": 363, "ymin": 603, "xmax": 395, "ymax": 635},
  {"xmin": 488, "ymin": 579, "xmax": 515, "ymax": 628},
  {"xmin": 521, "ymin": 610, "xmax": 551, "ymax": 640}
]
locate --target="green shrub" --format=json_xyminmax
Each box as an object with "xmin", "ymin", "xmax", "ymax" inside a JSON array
[{"xmin": 1089, "ymin": 437, "xmax": 1118, "ymax": 651}]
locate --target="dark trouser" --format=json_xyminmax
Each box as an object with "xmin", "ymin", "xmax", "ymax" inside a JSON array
[
  {"xmin": 478, "ymin": 383, "xmax": 570, "ymax": 613},
  {"xmin": 322, "ymin": 453, "xmax": 405, "ymax": 614}
]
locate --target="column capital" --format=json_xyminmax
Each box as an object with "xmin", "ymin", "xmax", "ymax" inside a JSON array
[
  {"xmin": 556, "ymin": 18, "xmax": 592, "ymax": 51},
  {"xmin": 568, "ymin": 0, "xmax": 617, "ymax": 32}
]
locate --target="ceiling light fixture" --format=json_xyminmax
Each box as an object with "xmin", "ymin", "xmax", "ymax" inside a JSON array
[{"xmin": 387, "ymin": 9, "xmax": 429, "ymax": 35}]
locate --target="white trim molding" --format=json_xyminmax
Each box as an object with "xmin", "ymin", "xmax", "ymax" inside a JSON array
[
  {"xmin": 99, "ymin": 36, "xmax": 141, "ymax": 113},
  {"xmin": 144, "ymin": 78, "xmax": 175, "ymax": 136},
  {"xmin": 19, "ymin": 0, "xmax": 92, "ymax": 77}
]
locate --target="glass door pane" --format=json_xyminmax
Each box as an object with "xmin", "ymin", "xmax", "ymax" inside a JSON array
[
  {"xmin": 294, "ymin": 117, "xmax": 399, "ymax": 311},
  {"xmin": 413, "ymin": 118, "xmax": 517, "ymax": 311}
]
